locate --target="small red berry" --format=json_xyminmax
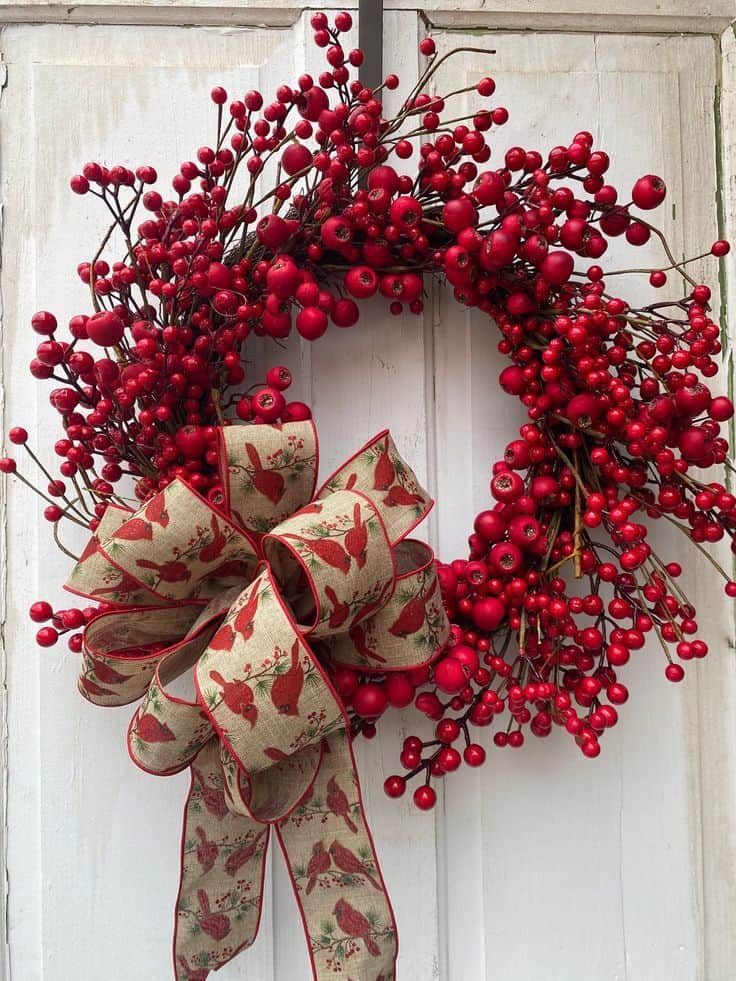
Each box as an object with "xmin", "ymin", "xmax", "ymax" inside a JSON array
[
  {"xmin": 8, "ymin": 427, "xmax": 28, "ymax": 444},
  {"xmin": 266, "ymin": 365, "xmax": 292, "ymax": 391},
  {"xmin": 86, "ymin": 311, "xmax": 124, "ymax": 347},
  {"xmin": 384, "ymin": 775, "xmax": 406, "ymax": 798},
  {"xmin": 36, "ymin": 626, "xmax": 59, "ymax": 647},
  {"xmin": 31, "ymin": 311, "xmax": 57, "ymax": 336},
  {"xmin": 252, "ymin": 387, "xmax": 285, "ymax": 422},
  {"xmin": 30, "ymin": 601, "xmax": 53, "ymax": 622},
  {"xmin": 665, "ymin": 663, "xmax": 685, "ymax": 682},
  {"xmin": 631, "ymin": 174, "xmax": 666, "ymax": 210},
  {"xmin": 413, "ymin": 785, "xmax": 437, "ymax": 810}
]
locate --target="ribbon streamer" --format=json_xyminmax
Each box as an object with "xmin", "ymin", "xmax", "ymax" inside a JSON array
[{"xmin": 66, "ymin": 421, "xmax": 449, "ymax": 980}]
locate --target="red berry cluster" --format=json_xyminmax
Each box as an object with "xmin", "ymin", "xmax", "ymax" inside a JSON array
[{"xmin": 2, "ymin": 13, "xmax": 734, "ymax": 812}]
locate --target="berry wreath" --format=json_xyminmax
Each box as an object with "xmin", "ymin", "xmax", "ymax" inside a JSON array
[{"xmin": 2, "ymin": 11, "xmax": 735, "ymax": 981}]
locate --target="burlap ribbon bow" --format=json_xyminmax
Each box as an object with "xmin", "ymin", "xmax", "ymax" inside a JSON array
[{"xmin": 66, "ymin": 421, "xmax": 449, "ymax": 980}]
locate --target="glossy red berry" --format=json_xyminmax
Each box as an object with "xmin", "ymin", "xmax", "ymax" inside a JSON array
[
  {"xmin": 384, "ymin": 775, "xmax": 406, "ymax": 798},
  {"xmin": 631, "ymin": 174, "xmax": 666, "ymax": 210},
  {"xmin": 30, "ymin": 601, "xmax": 54, "ymax": 622},
  {"xmin": 252, "ymin": 387, "xmax": 285, "ymax": 422},
  {"xmin": 413, "ymin": 785, "xmax": 437, "ymax": 810},
  {"xmin": 86, "ymin": 311, "xmax": 124, "ymax": 347}
]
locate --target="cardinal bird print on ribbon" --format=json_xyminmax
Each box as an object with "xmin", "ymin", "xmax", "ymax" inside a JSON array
[{"xmin": 65, "ymin": 420, "xmax": 448, "ymax": 980}]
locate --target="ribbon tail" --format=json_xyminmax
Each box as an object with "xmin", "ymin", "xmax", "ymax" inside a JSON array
[
  {"xmin": 174, "ymin": 741, "xmax": 270, "ymax": 980},
  {"xmin": 277, "ymin": 731, "xmax": 397, "ymax": 981}
]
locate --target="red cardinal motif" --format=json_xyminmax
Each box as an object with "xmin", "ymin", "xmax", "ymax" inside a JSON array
[
  {"xmin": 192, "ymin": 769, "xmax": 228, "ymax": 819},
  {"xmin": 136, "ymin": 558, "xmax": 192, "ymax": 583},
  {"xmin": 195, "ymin": 825, "xmax": 219, "ymax": 872},
  {"xmin": 232, "ymin": 581, "xmax": 261, "ymax": 640},
  {"xmin": 344, "ymin": 502, "xmax": 368, "ymax": 568},
  {"xmin": 349, "ymin": 623, "xmax": 386, "ymax": 664},
  {"xmin": 383, "ymin": 484, "xmax": 424, "ymax": 508},
  {"xmin": 305, "ymin": 840, "xmax": 331, "ymax": 895},
  {"xmin": 329, "ymin": 840, "xmax": 382, "ymax": 890},
  {"xmin": 79, "ymin": 675, "xmax": 114, "ymax": 699},
  {"xmin": 135, "ymin": 713, "xmax": 176, "ymax": 742},
  {"xmin": 196, "ymin": 890, "xmax": 231, "ymax": 941},
  {"xmin": 286, "ymin": 533, "xmax": 351, "ymax": 574},
  {"xmin": 90, "ymin": 659, "xmax": 131, "ymax": 685},
  {"xmin": 199, "ymin": 513, "xmax": 228, "ymax": 563},
  {"xmin": 176, "ymin": 956, "xmax": 209, "ymax": 981},
  {"xmin": 326, "ymin": 775, "xmax": 358, "ymax": 834},
  {"xmin": 145, "ymin": 491, "xmax": 169, "ymax": 528},
  {"xmin": 373, "ymin": 445, "xmax": 396, "ymax": 491},
  {"xmin": 77, "ymin": 534, "xmax": 101, "ymax": 564},
  {"xmin": 333, "ymin": 898, "xmax": 381, "ymax": 957},
  {"xmin": 209, "ymin": 671, "xmax": 258, "ymax": 728},
  {"xmin": 270, "ymin": 640, "xmax": 304, "ymax": 716},
  {"xmin": 245, "ymin": 443, "xmax": 285, "ymax": 504},
  {"xmin": 388, "ymin": 596, "xmax": 425, "ymax": 637},
  {"xmin": 324, "ymin": 585, "xmax": 350, "ymax": 630},
  {"xmin": 208, "ymin": 580, "xmax": 260, "ymax": 652},
  {"xmin": 112, "ymin": 517, "xmax": 153, "ymax": 542},
  {"xmin": 224, "ymin": 830, "xmax": 266, "ymax": 876}
]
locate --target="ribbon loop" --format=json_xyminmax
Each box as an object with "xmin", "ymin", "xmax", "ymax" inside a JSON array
[
  {"xmin": 195, "ymin": 566, "xmax": 345, "ymax": 781},
  {"xmin": 220, "ymin": 420, "xmax": 318, "ymax": 533},
  {"xmin": 68, "ymin": 421, "xmax": 449, "ymax": 980},
  {"xmin": 264, "ymin": 489, "xmax": 395, "ymax": 639}
]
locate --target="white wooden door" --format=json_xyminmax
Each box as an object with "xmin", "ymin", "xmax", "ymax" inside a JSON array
[{"xmin": 1, "ymin": 6, "xmax": 735, "ymax": 981}]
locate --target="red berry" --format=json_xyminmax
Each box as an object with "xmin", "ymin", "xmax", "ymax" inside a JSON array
[
  {"xmin": 665, "ymin": 663, "xmax": 685, "ymax": 682},
  {"xmin": 30, "ymin": 601, "xmax": 53, "ymax": 622},
  {"xmin": 345, "ymin": 266, "xmax": 379, "ymax": 299},
  {"xmin": 266, "ymin": 365, "xmax": 292, "ymax": 391},
  {"xmin": 70, "ymin": 175, "xmax": 90, "ymax": 194},
  {"xmin": 36, "ymin": 626, "xmax": 59, "ymax": 647},
  {"xmin": 385, "ymin": 673, "xmax": 415, "ymax": 708},
  {"xmin": 384, "ymin": 775, "xmax": 406, "ymax": 798},
  {"xmin": 471, "ymin": 597, "xmax": 505, "ymax": 632},
  {"xmin": 540, "ymin": 250, "xmax": 574, "ymax": 286},
  {"xmin": 31, "ymin": 311, "xmax": 57, "ymax": 336},
  {"xmin": 331, "ymin": 298, "xmax": 359, "ymax": 328},
  {"xmin": 282, "ymin": 401, "xmax": 313, "ymax": 422},
  {"xmin": 413, "ymin": 785, "xmax": 437, "ymax": 810},
  {"xmin": 296, "ymin": 306, "xmax": 328, "ymax": 340},
  {"xmin": 252, "ymin": 387, "xmax": 285, "ymax": 422},
  {"xmin": 333, "ymin": 667, "xmax": 359, "ymax": 698},
  {"xmin": 8, "ymin": 427, "xmax": 28, "ymax": 444},
  {"xmin": 175, "ymin": 426, "xmax": 206, "ymax": 459},
  {"xmin": 352, "ymin": 682, "xmax": 388, "ymax": 719},
  {"xmin": 281, "ymin": 143, "xmax": 313, "ymax": 176},
  {"xmin": 631, "ymin": 174, "xmax": 666, "ymax": 210},
  {"xmin": 464, "ymin": 744, "xmax": 486, "ymax": 767},
  {"xmin": 709, "ymin": 396, "xmax": 734, "ymax": 421},
  {"xmin": 419, "ymin": 38, "xmax": 436, "ymax": 56},
  {"xmin": 86, "ymin": 311, "xmax": 124, "ymax": 347},
  {"xmin": 434, "ymin": 657, "xmax": 467, "ymax": 694},
  {"xmin": 389, "ymin": 195, "xmax": 422, "ymax": 229}
]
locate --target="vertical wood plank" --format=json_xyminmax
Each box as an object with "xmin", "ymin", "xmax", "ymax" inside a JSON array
[
  {"xmin": 429, "ymin": 29, "xmax": 724, "ymax": 981},
  {"xmin": 0, "ymin": 24, "xmax": 297, "ymax": 981}
]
